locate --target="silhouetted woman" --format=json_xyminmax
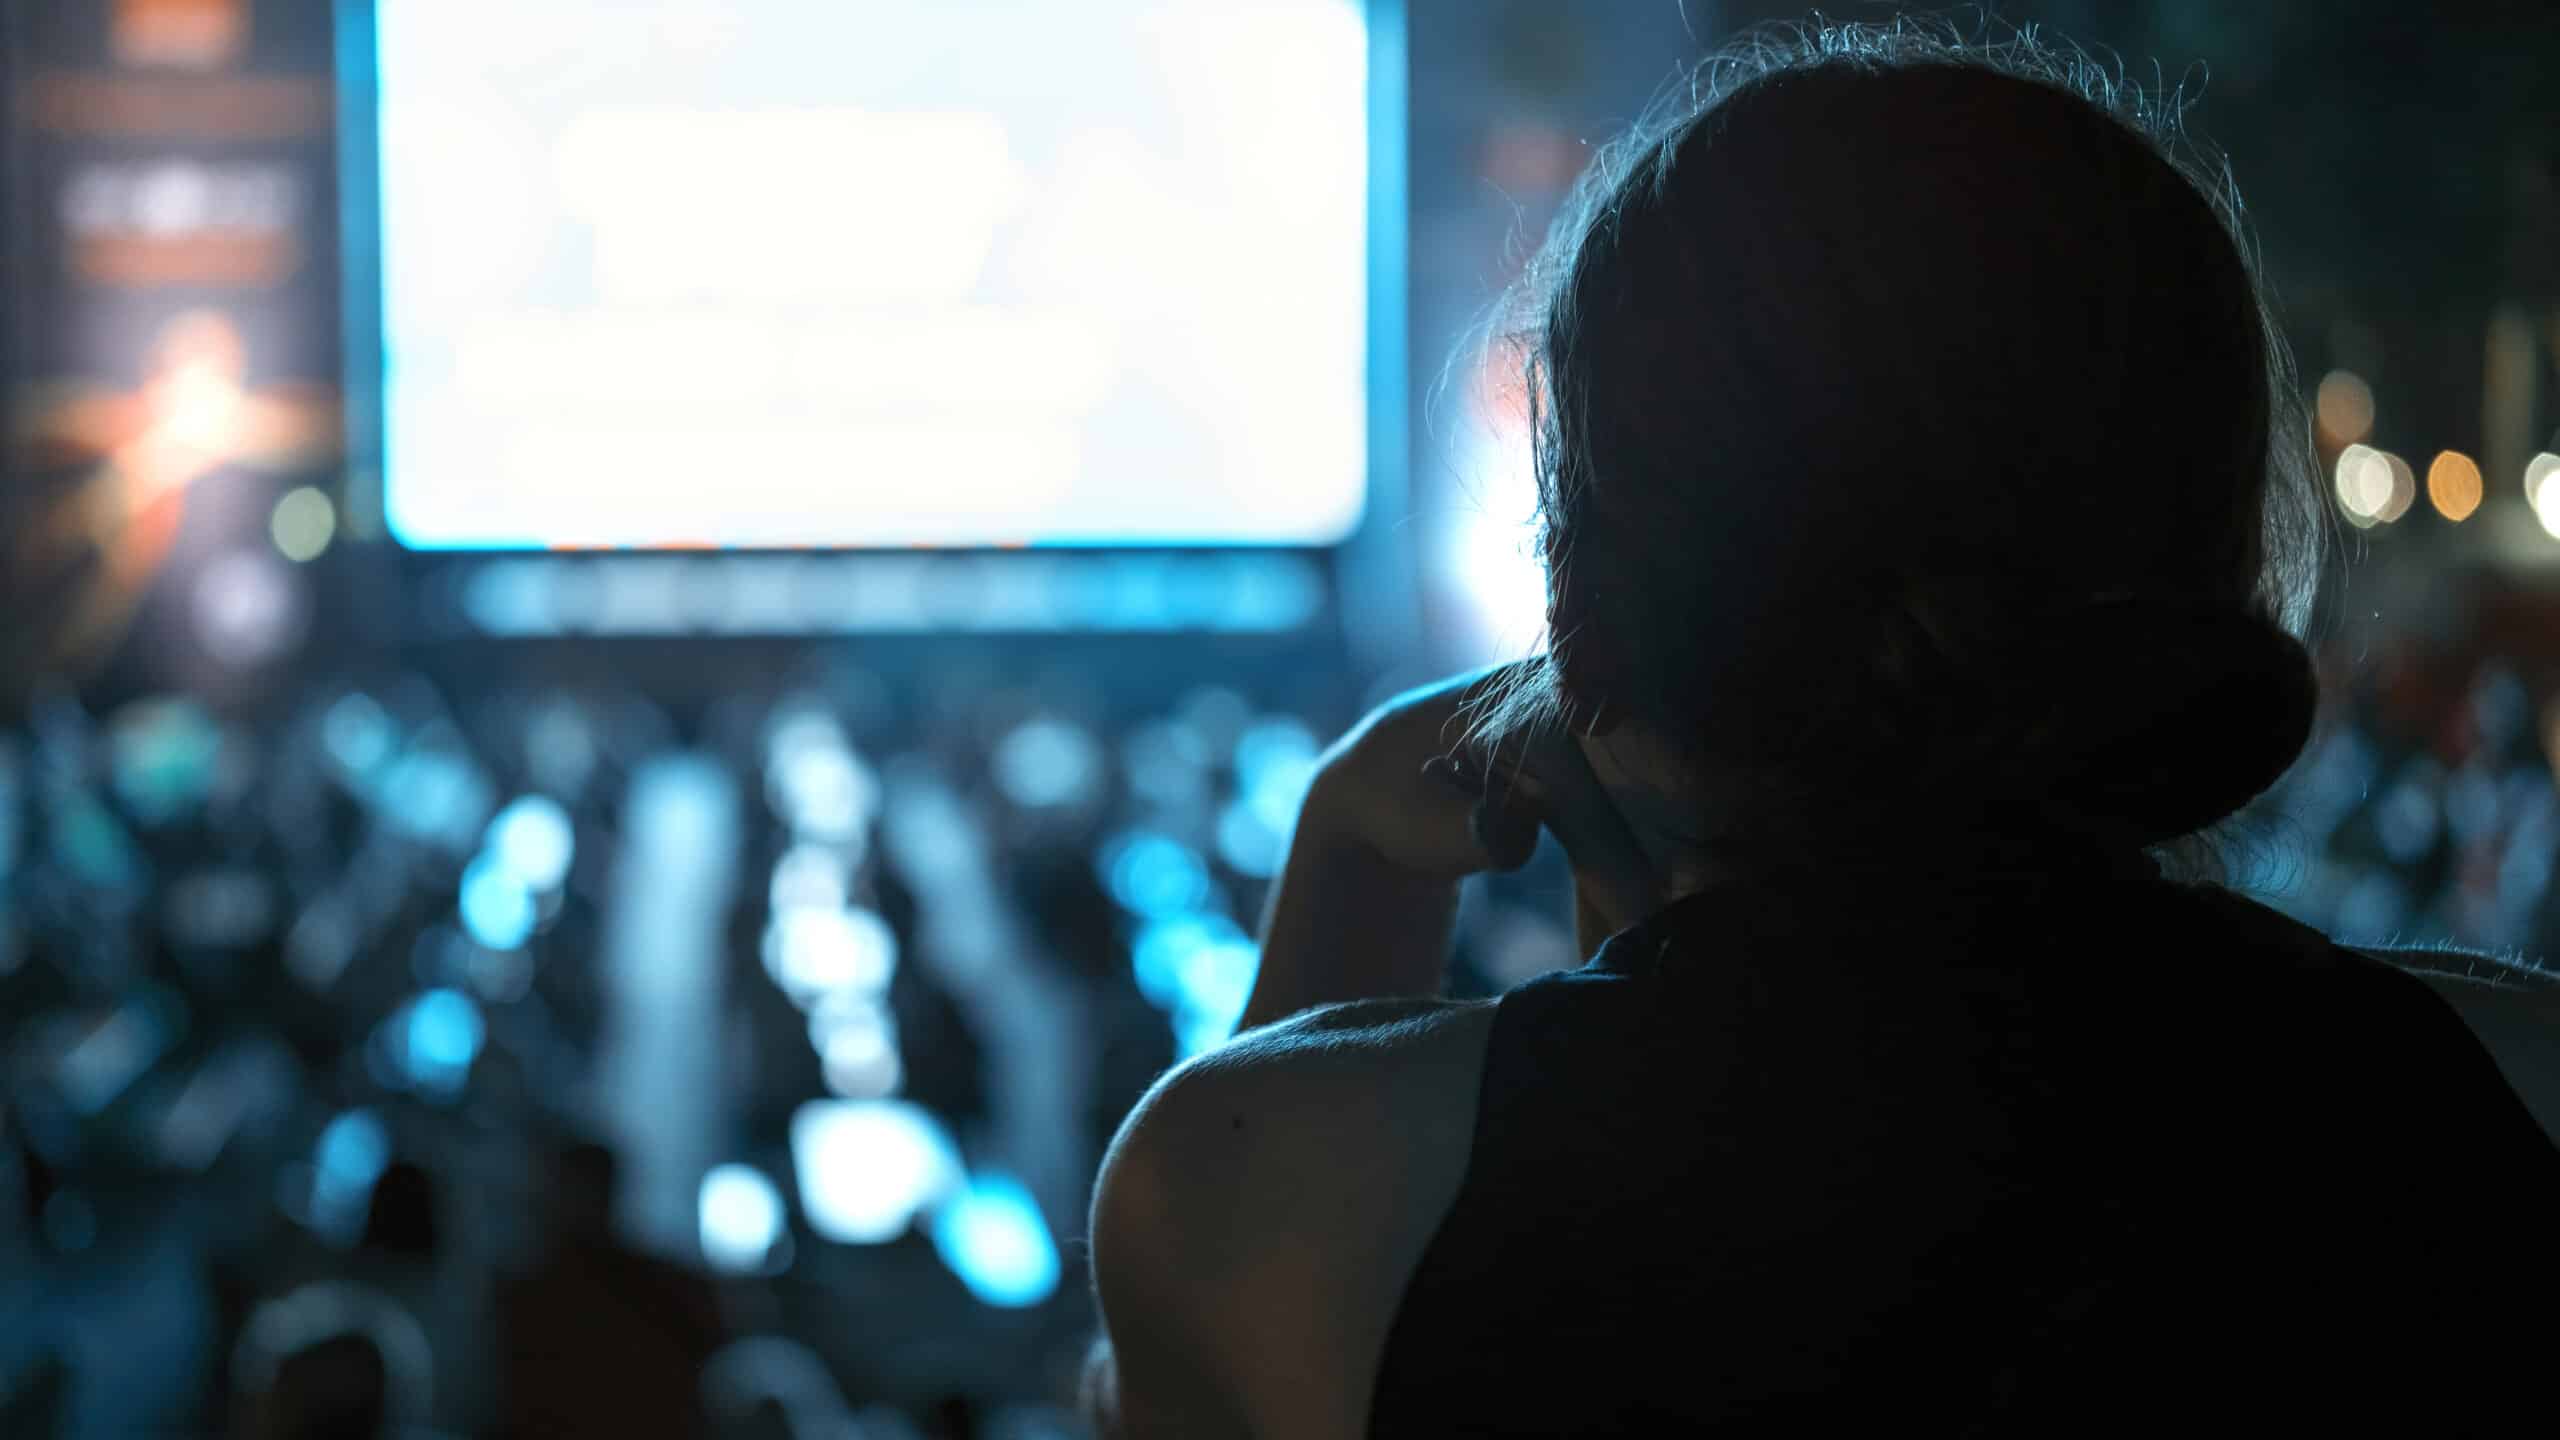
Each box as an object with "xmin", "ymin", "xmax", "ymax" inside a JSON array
[{"xmin": 1085, "ymin": 22, "xmax": 2560, "ymax": 1438}]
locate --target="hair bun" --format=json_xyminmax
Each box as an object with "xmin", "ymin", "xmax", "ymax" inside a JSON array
[{"xmin": 2016, "ymin": 606, "xmax": 2317, "ymax": 847}]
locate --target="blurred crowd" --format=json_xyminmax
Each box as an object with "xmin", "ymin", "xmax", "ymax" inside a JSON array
[
  {"xmin": 2262, "ymin": 622, "xmax": 2560, "ymax": 960},
  {"xmin": 8, "ymin": 613, "xmax": 2560, "ymax": 1438},
  {"xmin": 0, "ymin": 649, "xmax": 1580, "ymax": 1438}
]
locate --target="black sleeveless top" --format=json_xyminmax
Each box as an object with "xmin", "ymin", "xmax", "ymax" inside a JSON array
[{"xmin": 1366, "ymin": 855, "xmax": 2560, "ymax": 1436}]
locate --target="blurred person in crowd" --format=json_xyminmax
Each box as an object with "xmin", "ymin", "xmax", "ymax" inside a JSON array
[
  {"xmin": 245, "ymin": 1331, "xmax": 391, "ymax": 1440},
  {"xmin": 1085, "ymin": 20, "xmax": 2560, "ymax": 1438},
  {"xmin": 493, "ymin": 1140, "xmax": 727, "ymax": 1440},
  {"xmin": 230, "ymin": 1287, "xmax": 428, "ymax": 1440},
  {"xmin": 350, "ymin": 1159, "xmax": 494, "ymax": 1433},
  {"xmin": 0, "ymin": 1351, "xmax": 73, "ymax": 1440}
]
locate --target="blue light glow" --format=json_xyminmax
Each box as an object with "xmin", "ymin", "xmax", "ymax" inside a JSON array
[
  {"xmin": 1175, "ymin": 1009, "xmax": 1244, "ymax": 1061},
  {"xmin": 770, "ymin": 742, "xmax": 873, "ymax": 842},
  {"xmin": 992, "ymin": 718, "xmax": 1104, "ymax": 810},
  {"xmin": 1214, "ymin": 797, "xmax": 1285, "ymax": 878},
  {"xmin": 54, "ymin": 796, "xmax": 144, "ymax": 894},
  {"xmin": 459, "ymin": 853, "xmax": 538, "ymax": 950},
  {"xmin": 699, "ymin": 1163, "xmax": 787, "ymax": 1275},
  {"xmin": 1234, "ymin": 717, "xmax": 1321, "ymax": 831},
  {"xmin": 1131, "ymin": 911, "xmax": 1246, "ymax": 1011},
  {"xmin": 403, "ymin": 987, "xmax": 484, "ymax": 1094},
  {"xmin": 761, "ymin": 905, "xmax": 897, "ymax": 1004},
  {"xmin": 382, "ymin": 748, "xmax": 492, "ymax": 851},
  {"xmin": 321, "ymin": 692, "xmax": 394, "ymax": 777},
  {"xmin": 55, "ymin": 1001, "xmax": 175, "ymax": 1116},
  {"xmin": 108, "ymin": 698, "xmax": 223, "ymax": 826},
  {"xmin": 1131, "ymin": 911, "xmax": 1259, "ymax": 1055},
  {"xmin": 930, "ymin": 1172, "xmax": 1060, "ymax": 1309},
  {"xmin": 789, "ymin": 1099, "xmax": 961, "ymax": 1245},
  {"xmin": 810, "ymin": 992, "xmax": 902, "ymax": 1099},
  {"xmin": 1175, "ymin": 948, "xmax": 1256, "ymax": 1058},
  {"xmin": 0, "ymin": 740, "xmax": 21, "ymax": 875},
  {"xmin": 1103, "ymin": 831, "xmax": 1212, "ymax": 918},
  {"xmin": 768, "ymin": 842, "xmax": 851, "ymax": 913},
  {"xmin": 2376, "ymin": 768, "xmax": 2441, "ymax": 864},
  {"xmin": 313, "ymin": 1108, "xmax": 390, "ymax": 1227},
  {"xmin": 485, "ymin": 794, "xmax": 575, "ymax": 891}
]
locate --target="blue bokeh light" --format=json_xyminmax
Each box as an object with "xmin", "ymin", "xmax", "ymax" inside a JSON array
[
  {"xmin": 930, "ymin": 1172, "xmax": 1060, "ymax": 1309},
  {"xmin": 311, "ymin": 1108, "xmax": 391, "ymax": 1240},
  {"xmin": 1102, "ymin": 830, "xmax": 1212, "ymax": 918},
  {"xmin": 1131, "ymin": 911, "xmax": 1246, "ymax": 1011},
  {"xmin": 459, "ymin": 853, "xmax": 538, "ymax": 950},
  {"xmin": 699, "ymin": 1163, "xmax": 788, "ymax": 1276},
  {"xmin": 321, "ymin": 692, "xmax": 394, "ymax": 778},
  {"xmin": 1131, "ymin": 911, "xmax": 1259, "ymax": 1056},
  {"xmin": 762, "ymin": 905, "xmax": 897, "ymax": 1004},
  {"xmin": 382, "ymin": 747, "xmax": 493, "ymax": 852},
  {"xmin": 992, "ymin": 718, "xmax": 1104, "ymax": 811},
  {"xmin": 789, "ymin": 1099, "xmax": 961, "ymax": 1245},
  {"xmin": 1214, "ymin": 797, "xmax": 1286, "ymax": 878},
  {"xmin": 485, "ymin": 794, "xmax": 576, "ymax": 891},
  {"xmin": 403, "ymin": 987, "xmax": 485, "ymax": 1094},
  {"xmin": 1234, "ymin": 717, "xmax": 1321, "ymax": 832}
]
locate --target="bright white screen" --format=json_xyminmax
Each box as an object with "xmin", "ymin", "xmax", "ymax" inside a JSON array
[{"xmin": 372, "ymin": 0, "xmax": 1369, "ymax": 549}]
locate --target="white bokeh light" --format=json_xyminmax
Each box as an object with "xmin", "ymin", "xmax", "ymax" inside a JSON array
[
  {"xmin": 789, "ymin": 1099, "xmax": 962, "ymax": 1245},
  {"xmin": 698, "ymin": 1163, "xmax": 786, "ymax": 1274}
]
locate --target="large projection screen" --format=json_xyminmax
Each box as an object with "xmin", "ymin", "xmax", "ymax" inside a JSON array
[{"xmin": 358, "ymin": 0, "xmax": 1372, "ymax": 550}]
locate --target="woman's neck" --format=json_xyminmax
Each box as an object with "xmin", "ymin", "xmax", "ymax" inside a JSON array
[{"xmin": 1576, "ymin": 727, "xmax": 2156, "ymax": 911}]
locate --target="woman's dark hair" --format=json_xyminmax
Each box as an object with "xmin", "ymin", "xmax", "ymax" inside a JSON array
[{"xmin": 1464, "ymin": 19, "xmax": 2326, "ymax": 859}]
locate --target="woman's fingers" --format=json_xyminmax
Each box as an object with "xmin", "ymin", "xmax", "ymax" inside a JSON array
[
  {"xmin": 1461, "ymin": 721, "xmax": 1664, "ymax": 935},
  {"xmin": 1465, "ymin": 757, "xmax": 1544, "ymax": 872},
  {"xmin": 1376, "ymin": 663, "xmax": 1670, "ymax": 931},
  {"xmin": 1523, "ymin": 727, "xmax": 1666, "ymax": 933}
]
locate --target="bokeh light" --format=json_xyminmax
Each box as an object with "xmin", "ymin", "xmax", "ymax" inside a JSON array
[
  {"xmin": 310, "ymin": 1108, "xmax": 390, "ymax": 1241},
  {"xmin": 698, "ymin": 1163, "xmax": 787, "ymax": 1275},
  {"xmin": 2427, "ymin": 449, "xmax": 2483, "ymax": 523},
  {"xmin": 761, "ymin": 904, "xmax": 897, "ymax": 1004},
  {"xmin": 459, "ymin": 853, "xmax": 538, "ymax": 950},
  {"xmin": 819, "ymin": 1013, "xmax": 904, "ymax": 1099},
  {"xmin": 193, "ymin": 549, "xmax": 308, "ymax": 665},
  {"xmin": 1130, "ymin": 911, "xmax": 1259, "ymax": 1056},
  {"xmin": 768, "ymin": 842, "xmax": 851, "ymax": 913},
  {"xmin": 484, "ymin": 794, "xmax": 575, "ymax": 891},
  {"xmin": 1234, "ymin": 717, "xmax": 1321, "ymax": 831},
  {"xmin": 2333, "ymin": 444, "xmax": 2392, "ymax": 525},
  {"xmin": 1101, "ymin": 830, "xmax": 1212, "ymax": 917},
  {"xmin": 402, "ymin": 987, "xmax": 485, "ymax": 1094},
  {"xmin": 2526, "ymin": 451, "xmax": 2560, "ymax": 505},
  {"xmin": 929, "ymin": 1173, "xmax": 1060, "ymax": 1308},
  {"xmin": 1214, "ymin": 796, "xmax": 1286, "ymax": 877},
  {"xmin": 789, "ymin": 1099, "xmax": 962, "ymax": 1245},
  {"xmin": 2315, "ymin": 370, "xmax": 2374, "ymax": 447},
  {"xmin": 269, "ymin": 486, "xmax": 337, "ymax": 562},
  {"xmin": 321, "ymin": 692, "xmax": 394, "ymax": 777},
  {"xmin": 991, "ymin": 717, "xmax": 1104, "ymax": 810},
  {"xmin": 2377, "ymin": 450, "xmax": 2418, "ymax": 523}
]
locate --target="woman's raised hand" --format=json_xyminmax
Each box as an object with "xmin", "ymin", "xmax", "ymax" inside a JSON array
[{"xmin": 1303, "ymin": 664, "xmax": 1667, "ymax": 937}]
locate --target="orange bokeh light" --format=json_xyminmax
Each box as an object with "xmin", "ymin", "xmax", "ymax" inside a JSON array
[
  {"xmin": 2315, "ymin": 370, "xmax": 2374, "ymax": 448},
  {"xmin": 2427, "ymin": 450, "xmax": 2483, "ymax": 523}
]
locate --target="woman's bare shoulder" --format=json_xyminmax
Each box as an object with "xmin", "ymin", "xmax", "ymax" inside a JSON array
[
  {"xmin": 2347, "ymin": 944, "xmax": 2560, "ymax": 1149},
  {"xmin": 2353, "ymin": 942, "xmax": 2560, "ymax": 996},
  {"xmin": 1097, "ymin": 996, "xmax": 1498, "ymax": 1238},
  {"xmin": 1090, "ymin": 998, "xmax": 1497, "ymax": 1438}
]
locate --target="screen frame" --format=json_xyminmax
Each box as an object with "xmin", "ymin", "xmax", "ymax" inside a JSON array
[{"xmin": 331, "ymin": 0, "xmax": 1407, "ymax": 572}]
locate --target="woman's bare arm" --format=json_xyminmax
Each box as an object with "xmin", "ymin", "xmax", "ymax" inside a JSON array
[{"xmin": 1084, "ymin": 1002, "xmax": 1493, "ymax": 1439}]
